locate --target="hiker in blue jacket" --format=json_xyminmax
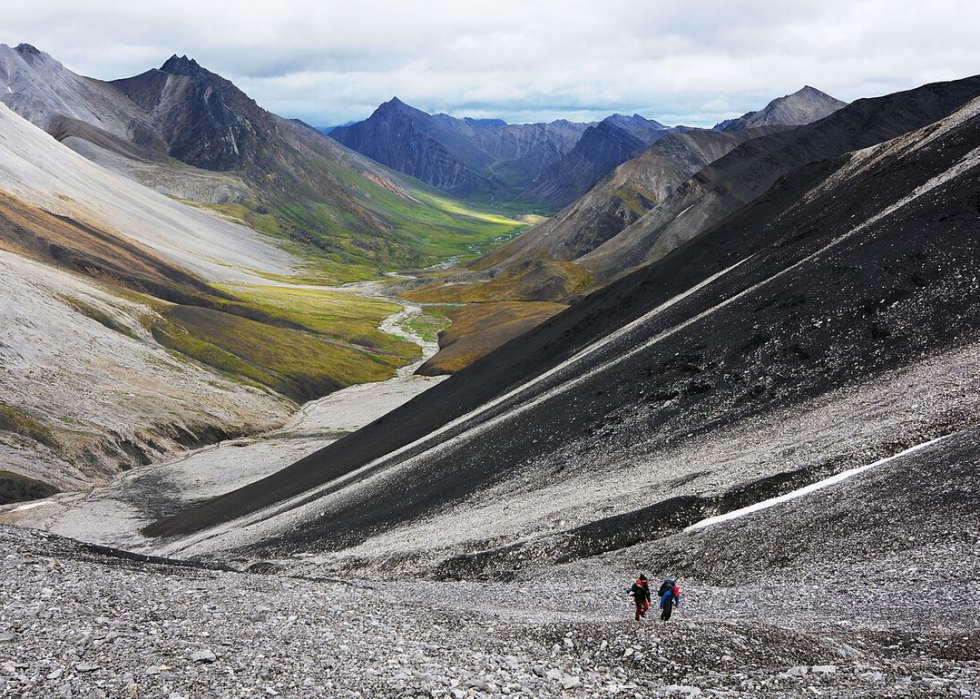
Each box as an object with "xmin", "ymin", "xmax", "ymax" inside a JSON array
[{"xmin": 658, "ymin": 579, "xmax": 681, "ymax": 621}]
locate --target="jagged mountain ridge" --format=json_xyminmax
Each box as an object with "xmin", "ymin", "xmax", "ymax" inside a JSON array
[
  {"xmin": 329, "ymin": 97, "xmax": 591, "ymax": 197},
  {"xmin": 714, "ymin": 85, "xmax": 846, "ymax": 131},
  {"xmin": 147, "ymin": 84, "xmax": 980, "ymax": 583},
  {"xmin": 112, "ymin": 55, "xmax": 278, "ymax": 172}
]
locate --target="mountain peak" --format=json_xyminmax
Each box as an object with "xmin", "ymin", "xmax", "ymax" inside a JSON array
[
  {"xmin": 376, "ymin": 96, "xmax": 425, "ymax": 117},
  {"xmin": 161, "ymin": 54, "xmax": 204, "ymax": 76},
  {"xmin": 10, "ymin": 43, "xmax": 57, "ymax": 67},
  {"xmin": 14, "ymin": 43, "xmax": 42, "ymax": 56},
  {"xmin": 717, "ymin": 85, "xmax": 847, "ymax": 131}
]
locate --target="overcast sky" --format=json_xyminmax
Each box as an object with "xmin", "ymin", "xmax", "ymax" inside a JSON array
[{"xmin": 5, "ymin": 0, "xmax": 979, "ymax": 127}]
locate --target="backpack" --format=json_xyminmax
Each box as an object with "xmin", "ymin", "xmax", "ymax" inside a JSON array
[{"xmin": 658, "ymin": 579, "xmax": 675, "ymax": 598}]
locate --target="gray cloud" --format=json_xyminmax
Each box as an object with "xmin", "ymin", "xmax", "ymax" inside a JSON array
[{"xmin": 6, "ymin": 0, "xmax": 980, "ymax": 126}]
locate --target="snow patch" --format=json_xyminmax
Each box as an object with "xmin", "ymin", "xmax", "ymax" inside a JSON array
[
  {"xmin": 685, "ymin": 435, "xmax": 949, "ymax": 531},
  {"xmin": 8, "ymin": 500, "xmax": 53, "ymax": 513}
]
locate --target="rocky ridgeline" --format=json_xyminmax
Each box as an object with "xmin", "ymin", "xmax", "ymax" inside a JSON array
[{"xmin": 1, "ymin": 526, "xmax": 976, "ymax": 698}]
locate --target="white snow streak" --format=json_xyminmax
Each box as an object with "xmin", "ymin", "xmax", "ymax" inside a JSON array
[
  {"xmin": 685, "ymin": 435, "xmax": 949, "ymax": 532},
  {"xmin": 8, "ymin": 501, "xmax": 53, "ymax": 513}
]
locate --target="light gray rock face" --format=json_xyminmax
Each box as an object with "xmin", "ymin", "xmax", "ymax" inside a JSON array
[
  {"xmin": 0, "ymin": 44, "xmax": 166, "ymax": 150},
  {"xmin": 716, "ymin": 86, "xmax": 847, "ymax": 131}
]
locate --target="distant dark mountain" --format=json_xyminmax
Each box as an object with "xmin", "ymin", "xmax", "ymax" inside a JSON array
[
  {"xmin": 715, "ymin": 85, "xmax": 846, "ymax": 131},
  {"xmin": 0, "ymin": 46, "xmax": 525, "ymax": 272},
  {"xmin": 329, "ymin": 98, "xmax": 591, "ymax": 199},
  {"xmin": 329, "ymin": 97, "xmax": 495, "ymax": 193},
  {"xmin": 517, "ymin": 114, "xmax": 685, "ymax": 209},
  {"xmin": 147, "ymin": 88, "xmax": 980, "ymax": 583}
]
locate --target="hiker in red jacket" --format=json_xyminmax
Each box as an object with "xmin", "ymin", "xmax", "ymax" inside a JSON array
[{"xmin": 629, "ymin": 574, "xmax": 651, "ymax": 620}]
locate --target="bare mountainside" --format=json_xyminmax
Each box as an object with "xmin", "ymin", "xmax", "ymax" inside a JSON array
[
  {"xmin": 144, "ymin": 88, "xmax": 980, "ymax": 580},
  {"xmin": 0, "ymin": 44, "xmax": 527, "ymax": 276}
]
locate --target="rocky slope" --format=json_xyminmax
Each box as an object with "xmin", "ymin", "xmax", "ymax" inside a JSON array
[
  {"xmin": 715, "ymin": 85, "xmax": 846, "ymax": 131},
  {"xmin": 2, "ymin": 421, "xmax": 977, "ymax": 696},
  {"xmin": 144, "ymin": 87, "xmax": 980, "ymax": 585},
  {"xmin": 329, "ymin": 97, "xmax": 591, "ymax": 200}
]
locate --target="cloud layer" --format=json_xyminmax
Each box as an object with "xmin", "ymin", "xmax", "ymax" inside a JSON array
[{"xmin": 6, "ymin": 0, "xmax": 979, "ymax": 126}]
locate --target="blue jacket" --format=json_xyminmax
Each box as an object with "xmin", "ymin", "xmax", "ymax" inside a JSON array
[{"xmin": 660, "ymin": 587, "xmax": 680, "ymax": 608}]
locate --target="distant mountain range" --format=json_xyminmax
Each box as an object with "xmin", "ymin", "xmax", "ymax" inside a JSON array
[
  {"xmin": 329, "ymin": 98, "xmax": 591, "ymax": 200},
  {"xmin": 328, "ymin": 87, "xmax": 847, "ymax": 209},
  {"xmin": 517, "ymin": 114, "xmax": 688, "ymax": 208}
]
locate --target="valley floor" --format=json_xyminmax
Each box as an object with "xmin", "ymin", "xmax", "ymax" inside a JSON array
[
  {"xmin": 0, "ymin": 524, "xmax": 976, "ymax": 699},
  {"xmin": 0, "ymin": 285, "xmax": 447, "ymax": 550}
]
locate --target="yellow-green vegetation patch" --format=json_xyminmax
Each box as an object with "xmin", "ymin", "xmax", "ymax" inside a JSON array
[
  {"xmin": 405, "ymin": 260, "xmax": 592, "ymax": 304},
  {"xmin": 517, "ymin": 214, "xmax": 549, "ymax": 226},
  {"xmin": 0, "ymin": 400, "xmax": 58, "ymax": 448},
  {"xmin": 403, "ymin": 311, "xmax": 453, "ymax": 343},
  {"xmin": 218, "ymin": 284, "xmax": 418, "ymax": 359},
  {"xmin": 412, "ymin": 191, "xmax": 524, "ymax": 226},
  {"xmin": 152, "ymin": 306, "xmax": 411, "ymax": 402},
  {"xmin": 420, "ymin": 301, "xmax": 567, "ymax": 375},
  {"xmin": 611, "ymin": 184, "xmax": 659, "ymax": 218}
]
